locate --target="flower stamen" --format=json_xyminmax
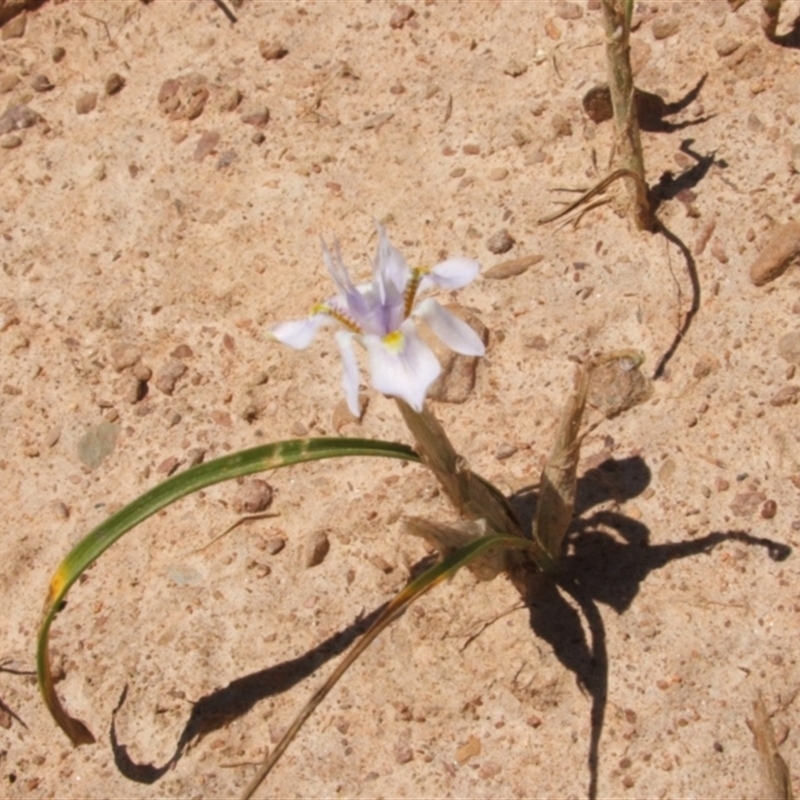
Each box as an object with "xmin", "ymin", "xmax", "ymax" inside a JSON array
[
  {"xmin": 403, "ymin": 267, "xmax": 428, "ymax": 319},
  {"xmin": 312, "ymin": 303, "xmax": 363, "ymax": 334}
]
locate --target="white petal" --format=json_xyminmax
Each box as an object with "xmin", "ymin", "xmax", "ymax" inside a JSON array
[
  {"xmin": 322, "ymin": 238, "xmax": 373, "ymax": 324},
  {"xmin": 374, "ymin": 223, "xmax": 410, "ymax": 299},
  {"xmin": 335, "ymin": 331, "xmax": 362, "ymax": 417},
  {"xmin": 270, "ymin": 315, "xmax": 329, "ymax": 349},
  {"xmin": 321, "ymin": 237, "xmax": 356, "ymax": 296},
  {"xmin": 363, "ymin": 321, "xmax": 441, "ymax": 411},
  {"xmin": 421, "ymin": 256, "xmax": 480, "ymax": 291},
  {"xmin": 414, "ymin": 298, "xmax": 486, "ymax": 356}
]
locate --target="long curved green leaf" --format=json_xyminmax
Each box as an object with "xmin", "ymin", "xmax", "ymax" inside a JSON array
[
  {"xmin": 38, "ymin": 437, "xmax": 421, "ymax": 746},
  {"xmin": 241, "ymin": 532, "xmax": 538, "ymax": 800}
]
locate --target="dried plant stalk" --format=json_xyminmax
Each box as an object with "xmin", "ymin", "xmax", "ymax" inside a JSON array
[
  {"xmin": 760, "ymin": 0, "xmax": 783, "ymax": 39},
  {"xmin": 395, "ymin": 400, "xmax": 557, "ymax": 573},
  {"xmin": 533, "ymin": 362, "xmax": 591, "ymax": 563},
  {"xmin": 395, "ymin": 399, "xmax": 521, "ymax": 536},
  {"xmin": 534, "ymin": 351, "xmax": 650, "ymax": 565},
  {"xmin": 600, "ymin": 0, "xmax": 654, "ymax": 231}
]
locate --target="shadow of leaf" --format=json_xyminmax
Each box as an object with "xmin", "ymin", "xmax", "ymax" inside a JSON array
[
  {"xmin": 510, "ymin": 453, "xmax": 789, "ymax": 798},
  {"xmin": 110, "ymin": 453, "xmax": 791, "ymax": 799},
  {"xmin": 110, "ymin": 602, "xmax": 387, "ymax": 781}
]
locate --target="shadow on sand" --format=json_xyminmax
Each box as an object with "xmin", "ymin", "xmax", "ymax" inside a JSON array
[{"xmin": 110, "ymin": 455, "xmax": 790, "ymax": 797}]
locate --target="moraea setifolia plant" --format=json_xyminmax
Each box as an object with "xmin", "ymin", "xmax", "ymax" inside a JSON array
[{"xmin": 38, "ymin": 226, "xmax": 650, "ymax": 799}]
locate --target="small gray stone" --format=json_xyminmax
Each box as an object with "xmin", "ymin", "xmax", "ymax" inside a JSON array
[
  {"xmin": 216, "ymin": 149, "xmax": 237, "ymax": 169},
  {"xmin": 240, "ymin": 105, "xmax": 269, "ymax": 126},
  {"xmin": 30, "ymin": 74, "xmax": 54, "ymax": 92},
  {"xmin": 394, "ymin": 740, "xmax": 414, "ymax": 765},
  {"xmin": 123, "ymin": 377, "xmax": 148, "ymax": 404},
  {"xmin": 233, "ymin": 479, "xmax": 273, "ymax": 514},
  {"xmin": 155, "ymin": 359, "xmax": 187, "ymax": 395},
  {"xmin": 110, "ymin": 342, "xmax": 141, "ymax": 371},
  {"xmin": 291, "ymin": 420, "xmax": 309, "ymax": 437},
  {"xmin": 747, "ymin": 112, "xmax": 765, "ymax": 132},
  {"xmin": 1, "ymin": 12, "xmax": 26, "ymax": 40},
  {"xmin": 495, "ymin": 442, "xmax": 518, "ymax": 460},
  {"xmin": 167, "ymin": 564, "xmax": 204, "ymax": 586},
  {"xmin": 389, "ymin": 4, "xmax": 415, "ymax": 29},
  {"xmin": 749, "ymin": 221, "xmax": 800, "ymax": 286},
  {"xmin": 265, "ymin": 537, "xmax": 285, "ymax": 555},
  {"xmin": 555, "ymin": 1, "xmax": 583, "ymax": 20},
  {"xmin": 588, "ymin": 353, "xmax": 653, "ymax": 418},
  {"xmin": 76, "ymin": 91, "xmax": 98, "ymax": 115},
  {"xmin": 0, "ymin": 105, "xmax": 40, "ymax": 135},
  {"xmin": 778, "ymin": 331, "xmax": 800, "ymax": 365},
  {"xmin": 486, "ymin": 229, "xmax": 515, "ymax": 255},
  {"xmin": 157, "ymin": 456, "xmax": 181, "ymax": 475},
  {"xmin": 304, "ymin": 530, "xmax": 330, "ymax": 568},
  {"xmin": 485, "ymin": 254, "xmax": 543, "ymax": 279},
  {"xmin": 217, "ymin": 86, "xmax": 242, "ymax": 112},
  {"xmin": 0, "ymin": 73, "xmax": 20, "ymax": 93},
  {"xmin": 651, "ymin": 17, "xmax": 679, "ymax": 40},
  {"xmin": 105, "ymin": 72, "xmax": 125, "ymax": 95},
  {"xmin": 503, "ymin": 60, "xmax": 528, "ymax": 77},
  {"xmin": 194, "ymin": 130, "xmax": 220, "ymax": 162},
  {"xmin": 170, "ymin": 343, "xmax": 194, "ymax": 359},
  {"xmin": 730, "ymin": 491, "xmax": 766, "ymax": 519},
  {"xmin": 523, "ymin": 333, "xmax": 548, "ymax": 350},
  {"xmin": 714, "ymin": 36, "xmax": 741, "ymax": 57},
  {"xmin": 77, "ymin": 422, "xmax": 120, "ymax": 469},
  {"xmin": 186, "ymin": 447, "xmax": 206, "ymax": 467},
  {"xmin": 45, "ymin": 425, "xmax": 62, "ymax": 447},
  {"xmin": 132, "ymin": 362, "xmax": 152, "ymax": 382},
  {"xmin": 769, "ymin": 385, "xmax": 799, "ymax": 407},
  {"xmin": 258, "ymin": 39, "xmax": 287, "ymax": 60},
  {"xmin": 0, "ymin": 134, "xmax": 22, "ymax": 149}
]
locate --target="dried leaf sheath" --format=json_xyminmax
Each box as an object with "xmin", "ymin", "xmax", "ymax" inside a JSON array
[
  {"xmin": 534, "ymin": 363, "xmax": 591, "ymax": 563},
  {"xmin": 533, "ymin": 351, "xmax": 650, "ymax": 565}
]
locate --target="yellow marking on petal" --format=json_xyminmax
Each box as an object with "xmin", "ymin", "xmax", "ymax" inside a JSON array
[
  {"xmin": 403, "ymin": 267, "xmax": 429, "ymax": 318},
  {"xmin": 382, "ymin": 330, "xmax": 405, "ymax": 353},
  {"xmin": 312, "ymin": 303, "xmax": 362, "ymax": 334}
]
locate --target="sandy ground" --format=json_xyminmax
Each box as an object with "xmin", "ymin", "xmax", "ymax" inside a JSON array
[{"xmin": 1, "ymin": 0, "xmax": 799, "ymax": 797}]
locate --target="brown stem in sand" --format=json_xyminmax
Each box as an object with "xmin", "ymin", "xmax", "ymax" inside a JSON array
[{"xmin": 600, "ymin": 0, "xmax": 654, "ymax": 231}]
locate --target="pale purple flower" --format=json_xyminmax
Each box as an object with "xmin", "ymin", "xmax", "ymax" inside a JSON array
[{"xmin": 271, "ymin": 226, "xmax": 485, "ymax": 415}]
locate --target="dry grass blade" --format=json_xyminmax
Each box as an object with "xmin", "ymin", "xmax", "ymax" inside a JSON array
[
  {"xmin": 747, "ymin": 690, "xmax": 794, "ymax": 800},
  {"xmin": 538, "ymin": 169, "xmax": 646, "ymax": 226}
]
